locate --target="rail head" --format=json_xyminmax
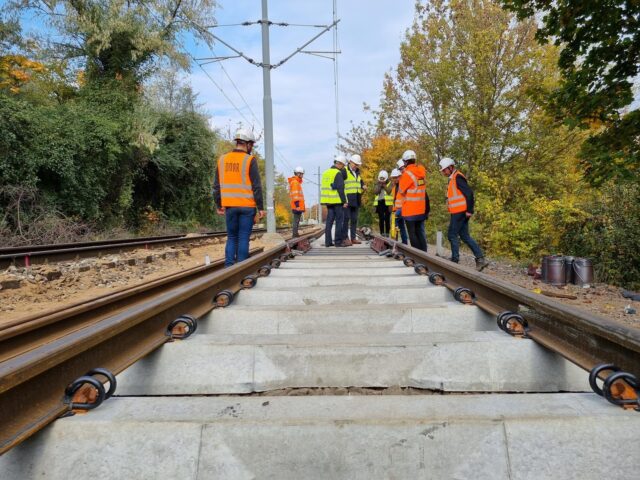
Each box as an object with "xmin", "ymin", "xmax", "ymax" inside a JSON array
[
  {"xmin": 0, "ymin": 227, "xmax": 323, "ymax": 454},
  {"xmin": 369, "ymin": 234, "xmax": 640, "ymax": 379}
]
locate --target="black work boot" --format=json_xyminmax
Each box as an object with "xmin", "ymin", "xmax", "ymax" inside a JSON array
[{"xmin": 476, "ymin": 257, "xmax": 489, "ymax": 272}]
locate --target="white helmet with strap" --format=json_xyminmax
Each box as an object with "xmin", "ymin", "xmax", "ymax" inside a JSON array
[
  {"xmin": 396, "ymin": 159, "xmax": 405, "ymax": 169},
  {"xmin": 402, "ymin": 150, "xmax": 417, "ymax": 161},
  {"xmin": 294, "ymin": 166, "xmax": 304, "ymax": 174},
  {"xmin": 439, "ymin": 157, "xmax": 455, "ymax": 171},
  {"xmin": 390, "ymin": 168, "xmax": 401, "ymax": 178},
  {"xmin": 234, "ymin": 128, "xmax": 255, "ymax": 143},
  {"xmin": 350, "ymin": 154, "xmax": 362, "ymax": 166},
  {"xmin": 378, "ymin": 170, "xmax": 389, "ymax": 181},
  {"xmin": 334, "ymin": 154, "xmax": 348, "ymax": 165}
]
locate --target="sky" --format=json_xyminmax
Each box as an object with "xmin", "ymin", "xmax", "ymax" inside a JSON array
[{"xmin": 187, "ymin": 0, "xmax": 416, "ymax": 206}]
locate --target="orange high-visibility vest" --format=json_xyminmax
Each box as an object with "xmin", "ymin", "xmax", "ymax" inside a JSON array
[
  {"xmin": 217, "ymin": 151, "xmax": 257, "ymax": 208},
  {"xmin": 288, "ymin": 176, "xmax": 305, "ymax": 211},
  {"xmin": 399, "ymin": 164, "xmax": 426, "ymax": 217},
  {"xmin": 447, "ymin": 170, "xmax": 468, "ymax": 214},
  {"xmin": 392, "ymin": 185, "xmax": 404, "ymax": 212}
]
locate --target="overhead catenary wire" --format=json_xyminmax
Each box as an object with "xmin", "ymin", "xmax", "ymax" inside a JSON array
[{"xmin": 333, "ymin": 0, "xmax": 341, "ymax": 150}]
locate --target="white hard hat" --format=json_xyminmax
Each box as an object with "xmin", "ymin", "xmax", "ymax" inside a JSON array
[
  {"xmin": 378, "ymin": 170, "xmax": 389, "ymax": 181},
  {"xmin": 396, "ymin": 159, "xmax": 405, "ymax": 169},
  {"xmin": 390, "ymin": 168, "xmax": 401, "ymax": 178},
  {"xmin": 402, "ymin": 150, "xmax": 417, "ymax": 161},
  {"xmin": 334, "ymin": 154, "xmax": 348, "ymax": 165},
  {"xmin": 350, "ymin": 154, "xmax": 362, "ymax": 166},
  {"xmin": 234, "ymin": 128, "xmax": 255, "ymax": 143},
  {"xmin": 294, "ymin": 166, "xmax": 304, "ymax": 174},
  {"xmin": 439, "ymin": 157, "xmax": 455, "ymax": 171}
]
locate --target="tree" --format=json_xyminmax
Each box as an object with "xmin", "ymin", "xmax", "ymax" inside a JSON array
[
  {"xmin": 359, "ymin": 0, "xmax": 590, "ymax": 258},
  {"xmin": 500, "ymin": 0, "xmax": 640, "ymax": 185},
  {"xmin": 16, "ymin": 0, "xmax": 216, "ymax": 83}
]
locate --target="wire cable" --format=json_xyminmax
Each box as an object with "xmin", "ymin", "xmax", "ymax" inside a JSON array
[{"xmin": 333, "ymin": 0, "xmax": 341, "ymax": 150}]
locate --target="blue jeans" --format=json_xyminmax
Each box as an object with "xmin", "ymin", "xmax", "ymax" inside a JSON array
[
  {"xmin": 448, "ymin": 212, "xmax": 483, "ymax": 261},
  {"xmin": 395, "ymin": 211, "xmax": 408, "ymax": 244},
  {"xmin": 325, "ymin": 204, "xmax": 344, "ymax": 245},
  {"xmin": 225, "ymin": 207, "xmax": 256, "ymax": 266}
]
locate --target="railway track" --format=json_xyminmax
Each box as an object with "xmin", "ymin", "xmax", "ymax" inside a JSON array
[
  {"xmin": 1, "ymin": 230, "xmax": 638, "ymax": 478},
  {"xmin": 0, "ymin": 226, "xmax": 304, "ymax": 269}
]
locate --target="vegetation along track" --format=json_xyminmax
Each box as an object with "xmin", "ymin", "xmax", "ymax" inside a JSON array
[
  {"xmin": 1, "ymin": 228, "xmax": 638, "ymax": 477},
  {"xmin": 0, "ymin": 226, "xmax": 305, "ymax": 269}
]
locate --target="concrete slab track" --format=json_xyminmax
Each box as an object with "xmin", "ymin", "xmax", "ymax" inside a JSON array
[{"xmin": 2, "ymin": 240, "xmax": 638, "ymax": 479}]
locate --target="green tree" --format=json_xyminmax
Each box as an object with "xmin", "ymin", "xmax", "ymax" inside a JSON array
[
  {"xmin": 362, "ymin": 0, "xmax": 589, "ymax": 259},
  {"xmin": 500, "ymin": 0, "xmax": 640, "ymax": 185}
]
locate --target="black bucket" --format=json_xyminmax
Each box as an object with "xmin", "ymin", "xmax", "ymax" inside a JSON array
[
  {"xmin": 572, "ymin": 258, "xmax": 593, "ymax": 286},
  {"xmin": 543, "ymin": 255, "xmax": 566, "ymax": 286},
  {"xmin": 563, "ymin": 256, "xmax": 575, "ymax": 284}
]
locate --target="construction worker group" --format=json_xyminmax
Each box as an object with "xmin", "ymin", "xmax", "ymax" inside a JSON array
[
  {"xmin": 320, "ymin": 149, "xmax": 489, "ymax": 271},
  {"xmin": 215, "ymin": 128, "xmax": 487, "ymax": 271}
]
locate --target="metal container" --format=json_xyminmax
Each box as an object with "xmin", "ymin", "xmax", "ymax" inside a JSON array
[
  {"xmin": 543, "ymin": 255, "xmax": 566, "ymax": 286},
  {"xmin": 563, "ymin": 256, "xmax": 575, "ymax": 284},
  {"xmin": 572, "ymin": 258, "xmax": 594, "ymax": 286}
]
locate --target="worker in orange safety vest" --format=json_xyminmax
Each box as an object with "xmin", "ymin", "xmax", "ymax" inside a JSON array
[
  {"xmin": 398, "ymin": 150, "xmax": 429, "ymax": 251},
  {"xmin": 213, "ymin": 128, "xmax": 265, "ymax": 267},
  {"xmin": 288, "ymin": 166, "xmax": 306, "ymax": 238},
  {"xmin": 438, "ymin": 157, "xmax": 488, "ymax": 271},
  {"xmin": 389, "ymin": 168, "xmax": 408, "ymax": 244}
]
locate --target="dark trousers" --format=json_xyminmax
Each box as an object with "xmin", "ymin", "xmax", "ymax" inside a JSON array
[
  {"xmin": 395, "ymin": 214, "xmax": 408, "ymax": 244},
  {"xmin": 325, "ymin": 205, "xmax": 344, "ymax": 246},
  {"xmin": 376, "ymin": 201, "xmax": 391, "ymax": 235},
  {"xmin": 406, "ymin": 219, "xmax": 427, "ymax": 252},
  {"xmin": 448, "ymin": 212, "xmax": 483, "ymax": 261},
  {"xmin": 292, "ymin": 212, "xmax": 302, "ymax": 238},
  {"xmin": 342, "ymin": 206, "xmax": 359, "ymax": 240},
  {"xmin": 224, "ymin": 207, "xmax": 256, "ymax": 267}
]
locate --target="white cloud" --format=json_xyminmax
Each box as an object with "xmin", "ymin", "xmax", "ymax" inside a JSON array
[{"xmin": 188, "ymin": 0, "xmax": 415, "ymax": 203}]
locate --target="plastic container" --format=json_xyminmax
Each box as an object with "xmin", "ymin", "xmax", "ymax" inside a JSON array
[{"xmin": 572, "ymin": 258, "xmax": 593, "ymax": 286}]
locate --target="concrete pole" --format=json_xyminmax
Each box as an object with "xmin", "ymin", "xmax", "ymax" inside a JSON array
[
  {"xmin": 261, "ymin": 0, "xmax": 276, "ymax": 233},
  {"xmin": 317, "ymin": 166, "xmax": 322, "ymax": 224}
]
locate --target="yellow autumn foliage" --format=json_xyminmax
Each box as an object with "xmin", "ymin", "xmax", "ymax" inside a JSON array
[{"xmin": 0, "ymin": 55, "xmax": 45, "ymax": 93}]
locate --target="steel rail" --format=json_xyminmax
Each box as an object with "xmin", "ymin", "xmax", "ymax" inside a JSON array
[
  {"xmin": 369, "ymin": 234, "xmax": 640, "ymax": 391},
  {"xmin": 0, "ymin": 228, "xmax": 322, "ymax": 454},
  {"xmin": 0, "ymin": 226, "xmax": 308, "ymax": 268}
]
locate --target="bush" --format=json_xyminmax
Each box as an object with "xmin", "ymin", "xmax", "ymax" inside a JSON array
[{"xmin": 559, "ymin": 182, "xmax": 640, "ymax": 290}]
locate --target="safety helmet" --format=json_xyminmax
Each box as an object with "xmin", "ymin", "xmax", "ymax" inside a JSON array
[
  {"xmin": 334, "ymin": 154, "xmax": 348, "ymax": 165},
  {"xmin": 390, "ymin": 168, "xmax": 401, "ymax": 178},
  {"xmin": 402, "ymin": 150, "xmax": 417, "ymax": 161},
  {"xmin": 378, "ymin": 170, "xmax": 389, "ymax": 181},
  {"xmin": 234, "ymin": 128, "xmax": 255, "ymax": 143},
  {"xmin": 438, "ymin": 157, "xmax": 455, "ymax": 171},
  {"xmin": 294, "ymin": 166, "xmax": 305, "ymax": 174},
  {"xmin": 396, "ymin": 159, "xmax": 405, "ymax": 169},
  {"xmin": 350, "ymin": 154, "xmax": 362, "ymax": 166}
]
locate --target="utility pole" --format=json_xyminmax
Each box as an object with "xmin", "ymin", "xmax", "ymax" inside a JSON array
[
  {"xmin": 317, "ymin": 166, "xmax": 322, "ymax": 224},
  {"xmin": 198, "ymin": 4, "xmax": 340, "ymax": 234},
  {"xmin": 261, "ymin": 0, "xmax": 276, "ymax": 233}
]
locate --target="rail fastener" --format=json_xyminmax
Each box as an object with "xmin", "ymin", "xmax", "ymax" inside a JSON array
[{"xmin": 368, "ymin": 233, "xmax": 640, "ymax": 410}]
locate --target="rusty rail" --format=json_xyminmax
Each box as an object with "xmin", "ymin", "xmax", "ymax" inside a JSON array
[
  {"xmin": 369, "ymin": 234, "xmax": 640, "ymax": 409},
  {"xmin": 0, "ymin": 228, "xmax": 322, "ymax": 454},
  {"xmin": 0, "ymin": 226, "xmax": 311, "ymax": 268}
]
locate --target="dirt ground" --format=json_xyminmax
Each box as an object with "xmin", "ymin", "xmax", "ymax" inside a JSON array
[
  {"xmin": 431, "ymin": 244, "xmax": 640, "ymax": 329},
  {"xmin": 0, "ymin": 235, "xmax": 268, "ymax": 323},
  {"xmin": 2, "ymin": 232, "xmax": 638, "ymax": 331}
]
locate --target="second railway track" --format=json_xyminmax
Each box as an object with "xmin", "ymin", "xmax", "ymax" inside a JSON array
[
  {"xmin": 1, "ymin": 230, "xmax": 639, "ymax": 478},
  {"xmin": 0, "ymin": 226, "xmax": 304, "ymax": 269}
]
